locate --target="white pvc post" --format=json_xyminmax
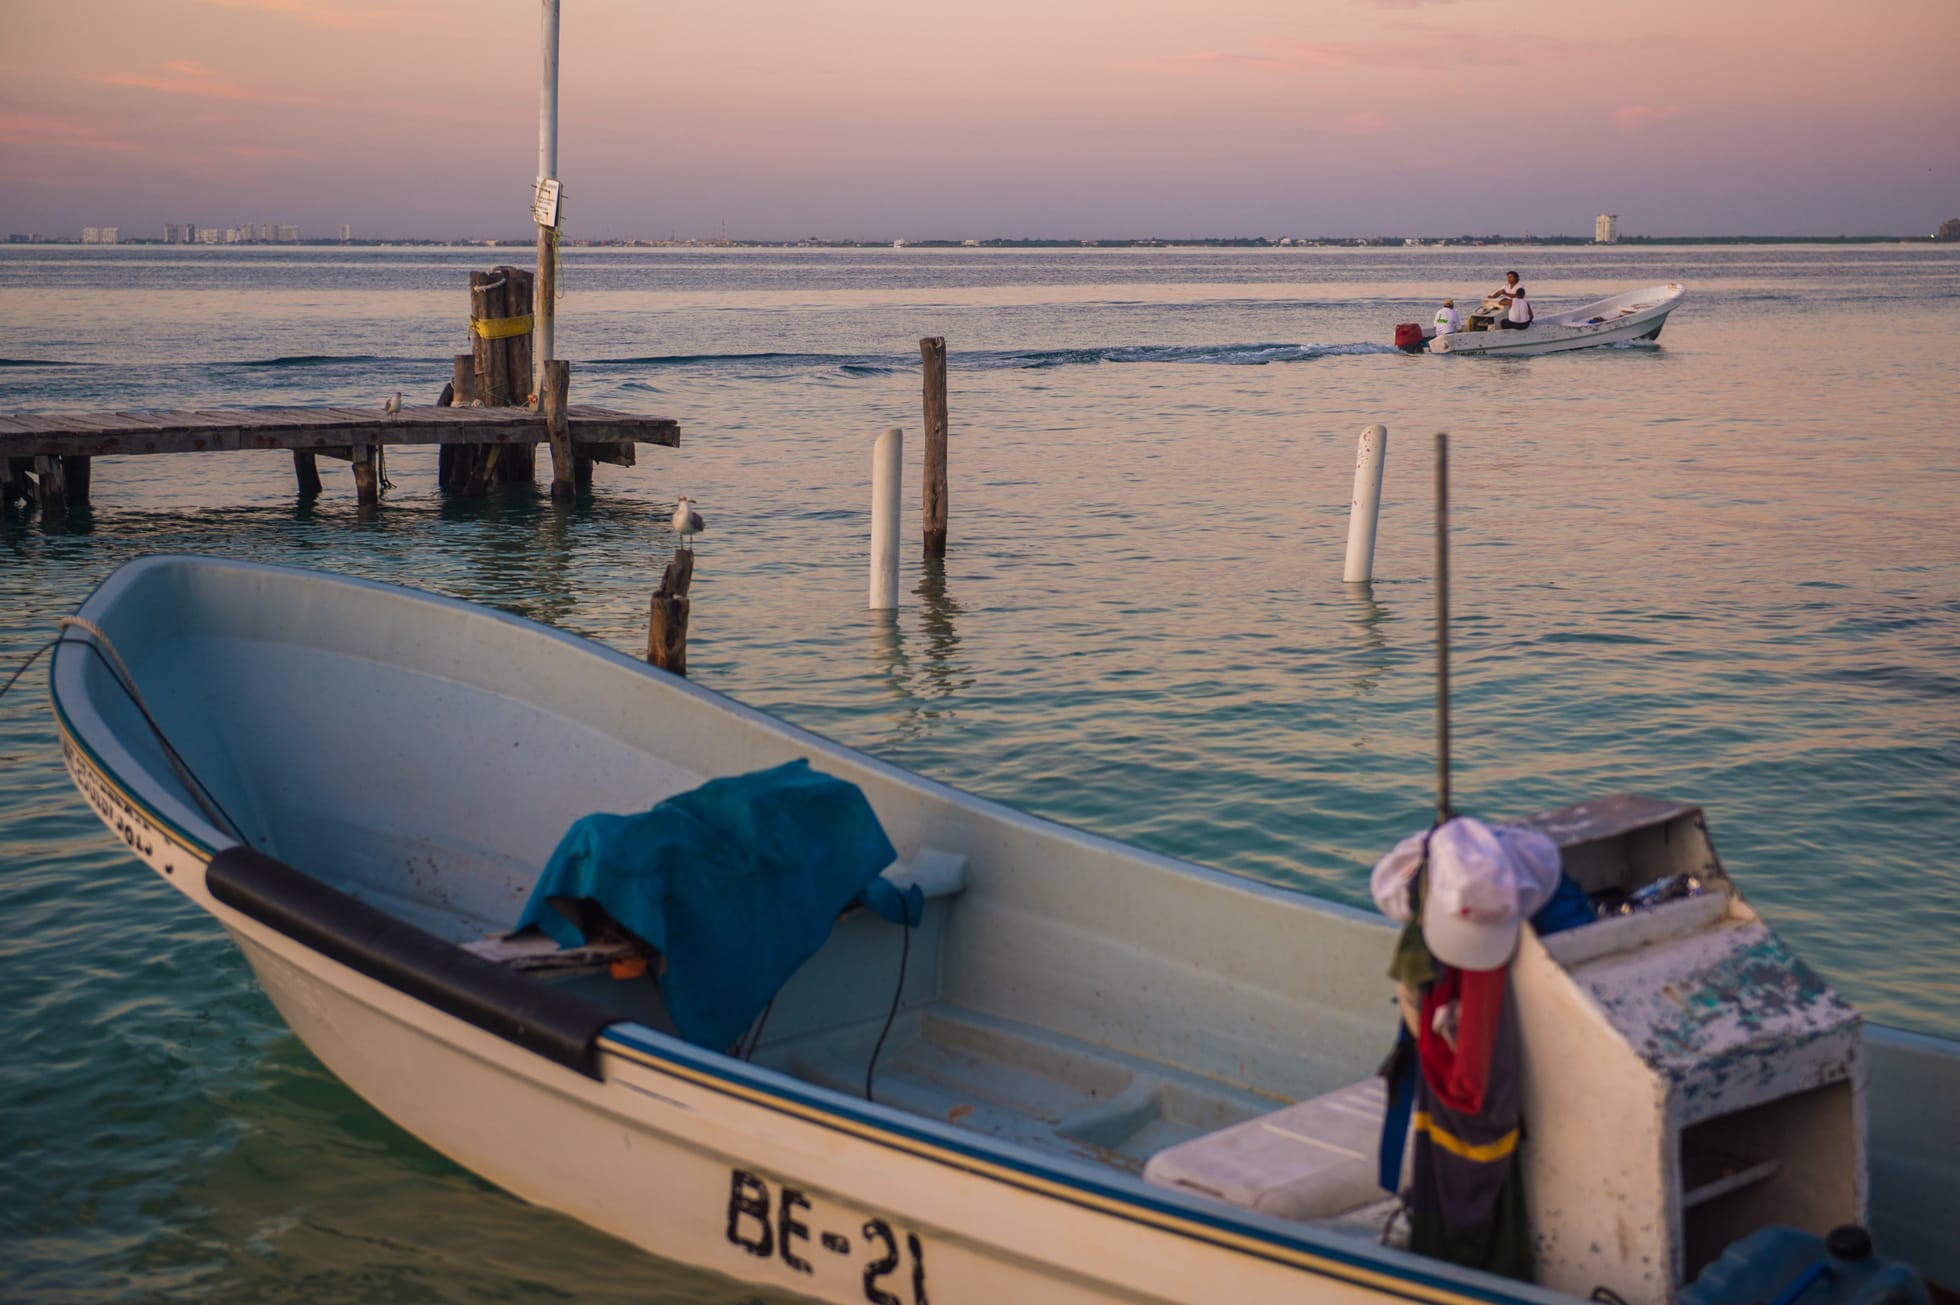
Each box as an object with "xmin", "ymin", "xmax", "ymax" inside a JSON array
[
  {"xmin": 1343, "ymin": 423, "xmax": 1388, "ymax": 583},
  {"xmin": 869, "ymin": 427, "xmax": 902, "ymax": 609}
]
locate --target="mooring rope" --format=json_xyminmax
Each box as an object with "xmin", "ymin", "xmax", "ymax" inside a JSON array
[{"xmin": 7, "ymin": 617, "xmax": 250, "ymax": 843}]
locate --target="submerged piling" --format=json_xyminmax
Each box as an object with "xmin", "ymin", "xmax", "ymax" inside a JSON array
[
  {"xmin": 647, "ymin": 549, "xmax": 695, "ymax": 677},
  {"xmin": 921, "ymin": 337, "xmax": 948, "ymax": 557}
]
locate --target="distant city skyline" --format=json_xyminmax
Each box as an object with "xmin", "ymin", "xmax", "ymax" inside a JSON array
[{"xmin": 4, "ymin": 1, "xmax": 1956, "ymax": 241}]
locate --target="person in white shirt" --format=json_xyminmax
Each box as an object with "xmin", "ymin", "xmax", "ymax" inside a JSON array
[
  {"xmin": 1495, "ymin": 271, "xmax": 1532, "ymax": 330},
  {"xmin": 1433, "ymin": 298, "xmax": 1462, "ymax": 336}
]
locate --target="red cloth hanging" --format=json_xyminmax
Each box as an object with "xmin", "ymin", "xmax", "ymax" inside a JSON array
[{"xmin": 1417, "ymin": 964, "xmax": 1509, "ymax": 1115}]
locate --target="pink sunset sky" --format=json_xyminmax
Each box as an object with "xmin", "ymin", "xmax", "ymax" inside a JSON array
[{"xmin": 4, "ymin": 0, "xmax": 1956, "ymax": 240}]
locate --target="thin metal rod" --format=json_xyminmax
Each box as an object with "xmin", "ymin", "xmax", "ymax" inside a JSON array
[
  {"xmin": 535, "ymin": 0, "xmax": 560, "ymax": 400},
  {"xmin": 1434, "ymin": 431, "xmax": 1452, "ymax": 824}
]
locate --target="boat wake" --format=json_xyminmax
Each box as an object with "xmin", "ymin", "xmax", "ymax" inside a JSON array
[
  {"xmin": 585, "ymin": 341, "xmax": 1402, "ymax": 375},
  {"xmin": 234, "ymin": 353, "xmax": 403, "ymax": 369}
]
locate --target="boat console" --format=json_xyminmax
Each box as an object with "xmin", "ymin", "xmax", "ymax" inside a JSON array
[{"xmin": 1148, "ymin": 795, "xmax": 1867, "ymax": 1305}]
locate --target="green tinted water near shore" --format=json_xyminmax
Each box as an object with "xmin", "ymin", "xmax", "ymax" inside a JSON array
[{"xmin": 3, "ymin": 245, "xmax": 1956, "ymax": 1301}]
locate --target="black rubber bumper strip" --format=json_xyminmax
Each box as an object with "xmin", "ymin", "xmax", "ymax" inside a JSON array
[{"xmin": 206, "ymin": 845, "xmax": 614, "ymax": 1079}]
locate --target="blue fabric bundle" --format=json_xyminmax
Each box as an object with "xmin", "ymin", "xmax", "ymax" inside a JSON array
[{"xmin": 516, "ymin": 759, "xmax": 910, "ymax": 1051}]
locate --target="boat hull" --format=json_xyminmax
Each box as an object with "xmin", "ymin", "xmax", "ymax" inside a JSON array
[
  {"xmin": 56, "ymin": 724, "xmax": 1524, "ymax": 1305},
  {"xmin": 1429, "ymin": 283, "xmax": 1685, "ymax": 356},
  {"xmin": 49, "ymin": 556, "xmax": 1959, "ymax": 1302}
]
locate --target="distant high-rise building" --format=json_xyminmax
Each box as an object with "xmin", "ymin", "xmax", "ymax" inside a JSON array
[
  {"xmin": 82, "ymin": 227, "xmax": 100, "ymax": 244},
  {"xmin": 337, "ymin": 223, "xmax": 352, "ymax": 242},
  {"xmin": 276, "ymin": 224, "xmax": 300, "ymax": 242},
  {"xmin": 164, "ymin": 223, "xmax": 182, "ymax": 243},
  {"xmin": 197, "ymin": 227, "xmax": 220, "ymax": 244},
  {"xmin": 1595, "ymin": 213, "xmax": 1620, "ymax": 243}
]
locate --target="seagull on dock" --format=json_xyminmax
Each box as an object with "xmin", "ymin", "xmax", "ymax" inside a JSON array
[
  {"xmin": 671, "ymin": 496, "xmax": 705, "ymax": 548},
  {"xmin": 384, "ymin": 391, "xmax": 403, "ymax": 418}
]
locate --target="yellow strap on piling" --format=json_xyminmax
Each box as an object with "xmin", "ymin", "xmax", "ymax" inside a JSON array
[{"xmin": 470, "ymin": 314, "xmax": 535, "ymax": 340}]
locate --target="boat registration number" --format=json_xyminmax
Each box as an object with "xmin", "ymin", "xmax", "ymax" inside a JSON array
[{"xmin": 725, "ymin": 1167, "xmax": 931, "ymax": 1304}]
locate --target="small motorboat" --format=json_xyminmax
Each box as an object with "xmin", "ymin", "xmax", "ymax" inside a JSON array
[
  {"xmin": 1394, "ymin": 283, "xmax": 1686, "ymax": 356},
  {"xmin": 50, "ymin": 556, "xmax": 1957, "ymax": 1305}
]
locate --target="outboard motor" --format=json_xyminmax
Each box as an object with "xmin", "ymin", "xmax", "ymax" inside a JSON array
[{"xmin": 1393, "ymin": 322, "xmax": 1427, "ymax": 352}]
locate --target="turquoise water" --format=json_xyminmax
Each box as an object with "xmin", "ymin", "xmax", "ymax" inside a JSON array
[{"xmin": 3, "ymin": 245, "xmax": 1956, "ymax": 1301}]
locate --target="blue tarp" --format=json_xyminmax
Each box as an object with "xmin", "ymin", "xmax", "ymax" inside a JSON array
[{"xmin": 516, "ymin": 759, "xmax": 912, "ymax": 1051}]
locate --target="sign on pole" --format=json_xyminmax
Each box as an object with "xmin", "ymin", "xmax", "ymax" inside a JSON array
[{"xmin": 533, "ymin": 178, "xmax": 562, "ymax": 230}]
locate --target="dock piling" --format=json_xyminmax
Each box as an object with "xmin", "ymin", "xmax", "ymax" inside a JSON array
[
  {"xmin": 437, "ymin": 354, "xmax": 475, "ymax": 489},
  {"xmin": 543, "ymin": 359, "xmax": 573, "ymax": 500},
  {"xmin": 502, "ymin": 269, "xmax": 538, "ymax": 484},
  {"xmin": 31, "ymin": 455, "xmax": 66, "ymax": 514},
  {"xmin": 351, "ymin": 444, "xmax": 379, "ymax": 506},
  {"xmin": 647, "ymin": 548, "xmax": 694, "ymax": 677},
  {"xmin": 293, "ymin": 451, "xmax": 323, "ymax": 497},
  {"xmin": 59, "ymin": 456, "xmax": 90, "ymax": 508},
  {"xmin": 457, "ymin": 266, "xmax": 540, "ymax": 495},
  {"xmin": 922, "ymin": 337, "xmax": 948, "ymax": 557},
  {"xmin": 1343, "ymin": 424, "xmax": 1388, "ymax": 584},
  {"xmin": 871, "ymin": 426, "xmax": 903, "ymax": 610}
]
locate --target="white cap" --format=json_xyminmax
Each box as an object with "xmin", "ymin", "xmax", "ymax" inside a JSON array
[{"xmin": 1369, "ymin": 817, "xmax": 1563, "ymax": 971}]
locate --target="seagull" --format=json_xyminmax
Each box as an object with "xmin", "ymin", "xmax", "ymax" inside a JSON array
[
  {"xmin": 384, "ymin": 391, "xmax": 403, "ymax": 418},
  {"xmin": 670, "ymin": 496, "xmax": 705, "ymax": 548}
]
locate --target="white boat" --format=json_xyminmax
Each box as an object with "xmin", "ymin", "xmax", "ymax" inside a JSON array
[
  {"xmin": 1408, "ymin": 283, "xmax": 1686, "ymax": 356},
  {"xmin": 51, "ymin": 556, "xmax": 1957, "ymax": 1305}
]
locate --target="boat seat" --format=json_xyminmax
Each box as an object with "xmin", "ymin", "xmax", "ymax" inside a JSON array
[
  {"xmin": 1142, "ymin": 1076, "xmax": 1410, "ymax": 1222},
  {"xmin": 465, "ymin": 848, "xmax": 969, "ymax": 973}
]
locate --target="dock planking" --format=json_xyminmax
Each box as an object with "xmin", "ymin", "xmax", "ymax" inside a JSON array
[{"xmin": 0, "ymin": 405, "xmax": 679, "ymax": 459}]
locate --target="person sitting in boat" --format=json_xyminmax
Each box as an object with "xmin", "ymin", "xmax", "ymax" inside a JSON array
[
  {"xmin": 1432, "ymin": 298, "xmax": 1462, "ymax": 337},
  {"xmin": 1494, "ymin": 272, "xmax": 1532, "ymax": 330}
]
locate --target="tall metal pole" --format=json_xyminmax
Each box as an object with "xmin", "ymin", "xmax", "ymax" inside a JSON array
[
  {"xmin": 1434, "ymin": 432, "xmax": 1452, "ymax": 825},
  {"xmin": 535, "ymin": 0, "xmax": 560, "ymax": 406}
]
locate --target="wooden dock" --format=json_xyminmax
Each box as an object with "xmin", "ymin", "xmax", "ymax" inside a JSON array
[{"xmin": 2, "ymin": 404, "xmax": 680, "ymax": 511}]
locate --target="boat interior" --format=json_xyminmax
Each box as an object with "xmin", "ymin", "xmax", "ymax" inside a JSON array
[{"xmin": 60, "ymin": 557, "xmax": 1959, "ymax": 1292}]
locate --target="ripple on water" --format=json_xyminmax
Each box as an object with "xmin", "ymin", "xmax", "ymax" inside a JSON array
[{"xmin": 4, "ymin": 245, "xmax": 1958, "ymax": 1301}]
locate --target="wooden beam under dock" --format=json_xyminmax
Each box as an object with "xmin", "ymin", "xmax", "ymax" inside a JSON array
[{"xmin": 0, "ymin": 405, "xmax": 679, "ymax": 460}]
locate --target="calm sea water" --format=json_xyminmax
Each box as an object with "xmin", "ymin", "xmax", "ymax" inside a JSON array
[{"xmin": 3, "ymin": 244, "xmax": 1956, "ymax": 1302}]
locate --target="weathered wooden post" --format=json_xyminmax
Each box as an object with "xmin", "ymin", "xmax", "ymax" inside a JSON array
[
  {"xmin": 32, "ymin": 455, "xmax": 66, "ymax": 514},
  {"xmin": 502, "ymin": 268, "xmax": 537, "ymax": 484},
  {"xmin": 543, "ymin": 359, "xmax": 573, "ymax": 500},
  {"xmin": 871, "ymin": 426, "xmax": 903, "ymax": 610},
  {"xmin": 647, "ymin": 549, "xmax": 694, "ymax": 677},
  {"xmin": 1343, "ymin": 423, "xmax": 1388, "ymax": 583},
  {"xmin": 60, "ymin": 455, "xmax": 91, "ymax": 508},
  {"xmin": 457, "ymin": 265, "xmax": 539, "ymax": 495},
  {"xmin": 436, "ymin": 354, "xmax": 473, "ymax": 489},
  {"xmin": 921, "ymin": 337, "xmax": 948, "ymax": 557},
  {"xmin": 58, "ymin": 452, "xmax": 90, "ymax": 501},
  {"xmin": 351, "ymin": 443, "xmax": 379, "ymax": 506},
  {"xmin": 292, "ymin": 450, "xmax": 323, "ymax": 497}
]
